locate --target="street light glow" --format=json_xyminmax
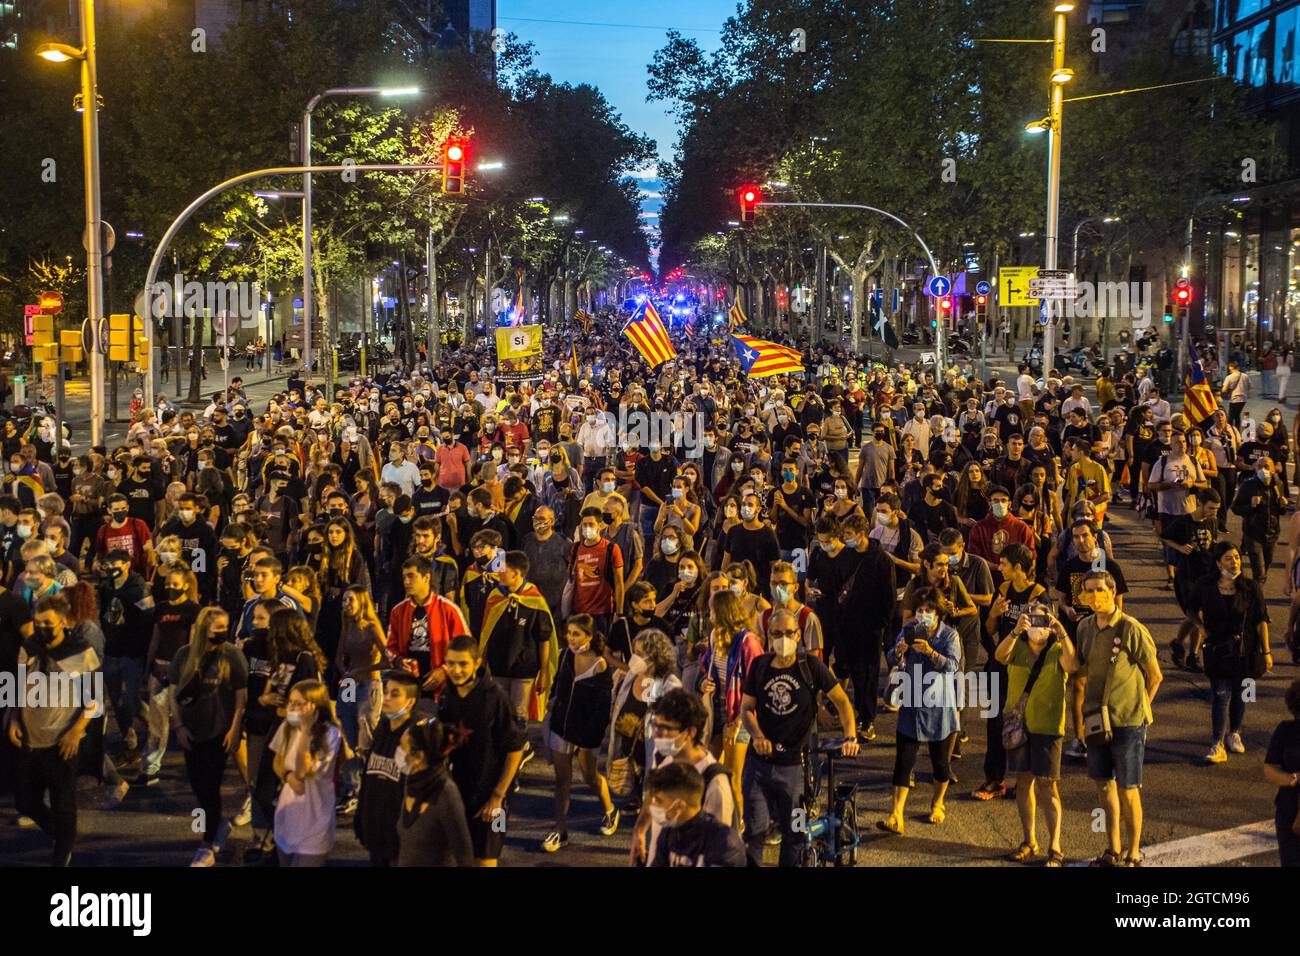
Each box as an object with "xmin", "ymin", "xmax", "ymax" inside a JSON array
[
  {"xmin": 552, "ymin": 214, "xmax": 570, "ymax": 222},
  {"xmin": 1050, "ymin": 68, "xmax": 1075, "ymax": 85},
  {"xmin": 476, "ymin": 161, "xmax": 505, "ymax": 171},
  {"xmin": 36, "ymin": 43, "xmax": 83, "ymax": 62},
  {"xmin": 1025, "ymin": 118, "xmax": 1051, "ymax": 134},
  {"xmin": 378, "ymin": 86, "xmax": 421, "ymax": 97},
  {"xmin": 1054, "ymin": 2, "xmax": 1075, "ymax": 12}
]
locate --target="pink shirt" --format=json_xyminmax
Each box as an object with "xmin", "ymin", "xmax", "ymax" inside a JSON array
[{"xmin": 434, "ymin": 442, "xmax": 471, "ymax": 490}]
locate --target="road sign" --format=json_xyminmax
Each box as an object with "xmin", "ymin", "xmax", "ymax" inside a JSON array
[
  {"xmin": 1038, "ymin": 300, "xmax": 1050, "ymax": 326},
  {"xmin": 975, "ymin": 280, "xmax": 991, "ymax": 297},
  {"xmin": 83, "ymin": 220, "xmax": 116, "ymax": 256},
  {"xmin": 927, "ymin": 276, "xmax": 951, "ymax": 298},
  {"xmin": 38, "ymin": 290, "xmax": 64, "ymax": 314},
  {"xmin": 998, "ymin": 267, "xmax": 1040, "ymax": 307},
  {"xmin": 81, "ymin": 318, "xmax": 95, "ymax": 356},
  {"xmin": 1028, "ymin": 272, "xmax": 1077, "ymax": 299}
]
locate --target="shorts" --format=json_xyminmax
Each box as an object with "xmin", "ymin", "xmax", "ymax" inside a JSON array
[
  {"xmin": 712, "ymin": 698, "xmax": 751, "ymax": 745},
  {"xmin": 547, "ymin": 730, "xmax": 577, "ymax": 756},
  {"xmin": 1006, "ymin": 733, "xmax": 1063, "ymax": 780},
  {"xmin": 1085, "ymin": 724, "xmax": 1147, "ymax": 789},
  {"xmin": 467, "ymin": 809, "xmax": 507, "ymax": 861}
]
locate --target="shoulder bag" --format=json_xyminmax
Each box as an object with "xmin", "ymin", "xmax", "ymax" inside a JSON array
[{"xmin": 1001, "ymin": 636, "xmax": 1055, "ymax": 751}]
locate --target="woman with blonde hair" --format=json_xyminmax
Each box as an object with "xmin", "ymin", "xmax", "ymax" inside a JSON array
[
  {"xmin": 335, "ymin": 585, "xmax": 388, "ymax": 810},
  {"xmin": 169, "ymin": 607, "xmax": 248, "ymax": 867},
  {"xmin": 696, "ymin": 589, "xmax": 763, "ymax": 820},
  {"xmin": 724, "ymin": 561, "xmax": 770, "ymax": 628},
  {"xmin": 158, "ymin": 480, "xmax": 187, "ymax": 527},
  {"xmin": 151, "ymin": 533, "xmax": 187, "ymax": 600},
  {"xmin": 540, "ymin": 444, "xmax": 582, "ymax": 513},
  {"xmin": 284, "ymin": 564, "xmax": 322, "ymax": 633},
  {"xmin": 272, "ymin": 679, "xmax": 344, "ymax": 866}
]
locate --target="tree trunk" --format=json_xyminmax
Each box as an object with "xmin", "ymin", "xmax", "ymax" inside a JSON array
[
  {"xmin": 186, "ymin": 313, "xmax": 205, "ymax": 404},
  {"xmin": 850, "ymin": 269, "xmax": 867, "ymax": 357},
  {"xmin": 397, "ymin": 252, "xmax": 416, "ymax": 368}
]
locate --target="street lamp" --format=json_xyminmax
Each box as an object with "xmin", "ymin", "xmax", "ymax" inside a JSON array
[
  {"xmin": 1038, "ymin": 1, "xmax": 1074, "ymax": 381},
  {"xmin": 302, "ymin": 86, "xmax": 420, "ymax": 377},
  {"xmin": 35, "ymin": 4, "xmax": 105, "ymax": 447}
]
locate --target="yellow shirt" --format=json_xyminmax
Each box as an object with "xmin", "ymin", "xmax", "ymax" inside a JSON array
[{"xmin": 1065, "ymin": 456, "xmax": 1110, "ymax": 512}]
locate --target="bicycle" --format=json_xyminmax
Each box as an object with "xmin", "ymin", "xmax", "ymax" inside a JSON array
[{"xmin": 796, "ymin": 735, "xmax": 860, "ymax": 867}]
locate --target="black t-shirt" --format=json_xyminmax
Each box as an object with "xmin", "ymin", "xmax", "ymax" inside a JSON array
[
  {"xmin": 742, "ymin": 653, "xmax": 838, "ymax": 765},
  {"xmin": 1265, "ymin": 719, "xmax": 1300, "ymax": 815},
  {"xmin": 437, "ymin": 673, "xmax": 527, "ymax": 810},
  {"xmin": 0, "ymin": 587, "xmax": 33, "ymax": 676},
  {"xmin": 607, "ymin": 614, "xmax": 669, "ymax": 662},
  {"xmin": 914, "ymin": 498, "xmax": 960, "ymax": 544},
  {"xmin": 723, "ymin": 524, "xmax": 781, "ymax": 593},
  {"xmin": 119, "ymin": 476, "xmax": 163, "ymax": 527},
  {"xmin": 413, "ymin": 485, "xmax": 450, "ymax": 518},
  {"xmin": 1055, "ymin": 553, "xmax": 1128, "ymax": 617},
  {"xmin": 993, "ymin": 404, "xmax": 1024, "ymax": 441},
  {"xmin": 773, "ymin": 486, "xmax": 814, "ymax": 551},
  {"xmin": 151, "ymin": 599, "xmax": 200, "ymax": 670},
  {"xmin": 1162, "ymin": 514, "xmax": 1218, "ymax": 574}
]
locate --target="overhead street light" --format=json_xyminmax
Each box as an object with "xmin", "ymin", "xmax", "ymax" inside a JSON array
[
  {"xmin": 302, "ymin": 85, "xmax": 421, "ymax": 378},
  {"xmin": 36, "ymin": 42, "xmax": 82, "ymax": 62}
]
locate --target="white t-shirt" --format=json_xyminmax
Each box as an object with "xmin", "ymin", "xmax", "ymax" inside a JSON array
[
  {"xmin": 272, "ymin": 722, "xmax": 341, "ymax": 857},
  {"xmin": 381, "ymin": 459, "xmax": 423, "ymax": 496}
]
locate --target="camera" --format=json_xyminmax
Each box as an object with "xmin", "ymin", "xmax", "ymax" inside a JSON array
[{"xmin": 1028, "ymin": 602, "xmax": 1051, "ymax": 629}]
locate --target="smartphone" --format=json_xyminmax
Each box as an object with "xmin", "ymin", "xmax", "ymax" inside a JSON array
[{"xmin": 1028, "ymin": 602, "xmax": 1050, "ymax": 628}]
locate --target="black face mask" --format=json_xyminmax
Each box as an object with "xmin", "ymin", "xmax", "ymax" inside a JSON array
[
  {"xmin": 165, "ymin": 585, "xmax": 186, "ymax": 599},
  {"xmin": 209, "ymin": 629, "xmax": 229, "ymax": 644},
  {"xmin": 34, "ymin": 624, "xmax": 59, "ymax": 645},
  {"xmin": 250, "ymin": 626, "xmax": 269, "ymax": 641}
]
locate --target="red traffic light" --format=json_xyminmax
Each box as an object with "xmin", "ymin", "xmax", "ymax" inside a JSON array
[
  {"xmin": 446, "ymin": 144, "xmax": 464, "ymax": 162},
  {"xmin": 1175, "ymin": 287, "xmax": 1191, "ymax": 303},
  {"xmin": 939, "ymin": 296, "xmax": 952, "ymax": 313},
  {"xmin": 975, "ymin": 294, "xmax": 987, "ymax": 306},
  {"xmin": 442, "ymin": 138, "xmax": 468, "ymax": 194},
  {"xmin": 738, "ymin": 185, "xmax": 761, "ymax": 222}
]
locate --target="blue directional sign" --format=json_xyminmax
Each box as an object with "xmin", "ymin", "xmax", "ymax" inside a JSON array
[
  {"xmin": 892, "ymin": 288, "xmax": 900, "ymax": 312},
  {"xmin": 1038, "ymin": 299, "xmax": 1050, "ymax": 326},
  {"xmin": 975, "ymin": 280, "xmax": 992, "ymax": 296},
  {"xmin": 927, "ymin": 276, "xmax": 951, "ymax": 298}
]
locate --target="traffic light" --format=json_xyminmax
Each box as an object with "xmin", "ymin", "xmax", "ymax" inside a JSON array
[
  {"xmin": 442, "ymin": 138, "xmax": 468, "ymax": 194},
  {"xmin": 1172, "ymin": 278, "xmax": 1192, "ymax": 324},
  {"xmin": 776, "ymin": 287, "xmax": 788, "ymax": 310},
  {"xmin": 939, "ymin": 296, "xmax": 953, "ymax": 319},
  {"xmin": 974, "ymin": 293, "xmax": 988, "ymax": 328},
  {"xmin": 738, "ymin": 185, "xmax": 761, "ymax": 223}
]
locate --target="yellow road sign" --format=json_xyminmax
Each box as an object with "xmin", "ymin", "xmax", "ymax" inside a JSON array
[{"xmin": 998, "ymin": 266, "xmax": 1041, "ymax": 307}]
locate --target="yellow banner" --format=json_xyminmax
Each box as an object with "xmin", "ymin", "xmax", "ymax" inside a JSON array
[{"xmin": 495, "ymin": 325, "xmax": 543, "ymax": 380}]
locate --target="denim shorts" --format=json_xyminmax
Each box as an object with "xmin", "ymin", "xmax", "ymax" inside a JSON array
[{"xmin": 1086, "ymin": 724, "xmax": 1147, "ymax": 789}]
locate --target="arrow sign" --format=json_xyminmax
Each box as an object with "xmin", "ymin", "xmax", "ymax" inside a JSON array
[{"xmin": 927, "ymin": 276, "xmax": 951, "ymax": 298}]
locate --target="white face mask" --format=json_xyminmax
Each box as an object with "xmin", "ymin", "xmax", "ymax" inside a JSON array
[
  {"xmin": 653, "ymin": 735, "xmax": 685, "ymax": 758},
  {"xmin": 772, "ymin": 636, "xmax": 798, "ymax": 657},
  {"xmin": 678, "ymin": 568, "xmax": 698, "ymax": 585},
  {"xmin": 661, "ymin": 538, "xmax": 679, "ymax": 555},
  {"xmin": 582, "ymin": 527, "xmax": 599, "ymax": 544},
  {"xmin": 285, "ymin": 711, "xmax": 304, "ymax": 727},
  {"xmin": 393, "ymin": 746, "xmax": 410, "ymax": 774},
  {"xmin": 648, "ymin": 803, "xmax": 670, "ymax": 826},
  {"xmin": 627, "ymin": 653, "xmax": 648, "ymax": 675},
  {"xmin": 916, "ymin": 612, "xmax": 938, "ymax": 630}
]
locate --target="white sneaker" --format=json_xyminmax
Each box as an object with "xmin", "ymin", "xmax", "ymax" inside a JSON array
[
  {"xmin": 1204, "ymin": 743, "xmax": 1227, "ymax": 764},
  {"xmin": 1226, "ymin": 732, "xmax": 1246, "ymax": 754},
  {"xmin": 189, "ymin": 846, "xmax": 216, "ymax": 867},
  {"xmin": 232, "ymin": 795, "xmax": 252, "ymax": 827},
  {"xmin": 100, "ymin": 780, "xmax": 130, "ymax": 809}
]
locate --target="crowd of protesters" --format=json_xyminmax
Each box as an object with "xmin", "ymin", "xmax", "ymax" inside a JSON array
[{"xmin": 1, "ymin": 309, "xmax": 1298, "ymax": 869}]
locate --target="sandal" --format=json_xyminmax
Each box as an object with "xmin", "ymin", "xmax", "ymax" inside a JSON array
[
  {"xmin": 1090, "ymin": 849, "xmax": 1122, "ymax": 867},
  {"xmin": 1044, "ymin": 849, "xmax": 1065, "ymax": 867},
  {"xmin": 1124, "ymin": 851, "xmax": 1144, "ymax": 868},
  {"xmin": 1006, "ymin": 841, "xmax": 1039, "ymax": 863},
  {"xmin": 972, "ymin": 781, "xmax": 1006, "ymax": 801},
  {"xmin": 875, "ymin": 817, "xmax": 904, "ymax": 835},
  {"xmin": 928, "ymin": 804, "xmax": 946, "ymax": 825}
]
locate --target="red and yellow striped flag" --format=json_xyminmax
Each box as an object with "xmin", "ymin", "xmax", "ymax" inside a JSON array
[
  {"xmin": 623, "ymin": 301, "xmax": 676, "ymax": 367},
  {"xmin": 728, "ymin": 301, "xmax": 747, "ymax": 328}
]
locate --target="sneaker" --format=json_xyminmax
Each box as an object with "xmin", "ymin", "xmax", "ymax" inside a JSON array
[
  {"xmin": 1184, "ymin": 652, "xmax": 1203, "ymax": 674},
  {"xmin": 764, "ymin": 826, "xmax": 783, "ymax": 846},
  {"xmin": 1226, "ymin": 732, "xmax": 1246, "ymax": 754},
  {"xmin": 972, "ymin": 781, "xmax": 1006, "ymax": 801},
  {"xmin": 117, "ymin": 747, "xmax": 141, "ymax": 769},
  {"xmin": 1203, "ymin": 743, "xmax": 1227, "ymax": 764},
  {"xmin": 189, "ymin": 846, "xmax": 216, "ymax": 868},
  {"xmin": 135, "ymin": 771, "xmax": 160, "ymax": 787},
  {"xmin": 336, "ymin": 796, "xmax": 359, "ymax": 815},
  {"xmin": 233, "ymin": 795, "xmax": 252, "ymax": 828},
  {"xmin": 599, "ymin": 808, "xmax": 620, "ymax": 836},
  {"xmin": 541, "ymin": 830, "xmax": 568, "ymax": 853},
  {"xmin": 1170, "ymin": 641, "xmax": 1186, "ymax": 669},
  {"xmin": 101, "ymin": 780, "xmax": 130, "ymax": 809},
  {"xmin": 858, "ymin": 723, "xmax": 877, "ymax": 743},
  {"xmin": 1064, "ymin": 739, "xmax": 1088, "ymax": 760}
]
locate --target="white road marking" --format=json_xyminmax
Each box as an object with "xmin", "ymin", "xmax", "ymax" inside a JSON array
[{"xmin": 1140, "ymin": 821, "xmax": 1277, "ymax": 867}]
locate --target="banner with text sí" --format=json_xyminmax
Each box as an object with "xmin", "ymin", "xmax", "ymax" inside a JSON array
[{"xmin": 495, "ymin": 324, "xmax": 544, "ymax": 382}]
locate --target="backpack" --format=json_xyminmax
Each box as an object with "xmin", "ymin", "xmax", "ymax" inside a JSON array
[{"xmin": 700, "ymin": 762, "xmax": 742, "ymax": 836}]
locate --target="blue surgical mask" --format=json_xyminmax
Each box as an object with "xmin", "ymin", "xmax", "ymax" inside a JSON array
[
  {"xmin": 772, "ymin": 585, "xmax": 791, "ymax": 605},
  {"xmin": 916, "ymin": 612, "xmax": 937, "ymax": 630}
]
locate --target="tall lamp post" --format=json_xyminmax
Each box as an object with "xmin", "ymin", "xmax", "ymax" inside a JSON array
[
  {"xmin": 302, "ymin": 86, "xmax": 419, "ymax": 379},
  {"xmin": 1025, "ymin": 2, "xmax": 1075, "ymax": 382},
  {"xmin": 36, "ymin": 0, "xmax": 106, "ymax": 447}
]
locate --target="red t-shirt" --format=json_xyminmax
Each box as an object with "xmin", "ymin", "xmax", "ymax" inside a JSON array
[
  {"xmin": 570, "ymin": 539, "xmax": 623, "ymax": 615},
  {"xmin": 95, "ymin": 518, "xmax": 153, "ymax": 574}
]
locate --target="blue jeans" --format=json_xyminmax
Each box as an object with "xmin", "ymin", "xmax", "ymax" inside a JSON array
[
  {"xmin": 102, "ymin": 655, "xmax": 144, "ymax": 745},
  {"xmin": 335, "ymin": 677, "xmax": 381, "ymax": 799},
  {"xmin": 639, "ymin": 503, "xmax": 659, "ymax": 541},
  {"xmin": 742, "ymin": 757, "xmax": 804, "ymax": 867},
  {"xmin": 1210, "ymin": 676, "xmax": 1246, "ymax": 744}
]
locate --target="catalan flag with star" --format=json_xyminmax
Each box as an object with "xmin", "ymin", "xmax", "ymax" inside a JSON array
[
  {"xmin": 623, "ymin": 300, "xmax": 677, "ymax": 367},
  {"xmin": 728, "ymin": 300, "xmax": 747, "ymax": 329},
  {"xmin": 731, "ymin": 333, "xmax": 804, "ymax": 378},
  {"xmin": 1183, "ymin": 340, "xmax": 1219, "ymax": 429}
]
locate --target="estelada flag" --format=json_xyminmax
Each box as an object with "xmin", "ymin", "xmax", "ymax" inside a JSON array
[
  {"xmin": 728, "ymin": 301, "xmax": 747, "ymax": 328},
  {"xmin": 731, "ymin": 333, "xmax": 804, "ymax": 378},
  {"xmin": 479, "ymin": 583, "xmax": 558, "ymax": 721},
  {"xmin": 575, "ymin": 308, "xmax": 593, "ymax": 334},
  {"xmin": 623, "ymin": 300, "xmax": 676, "ymax": 367},
  {"xmin": 1184, "ymin": 341, "xmax": 1219, "ymax": 429}
]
